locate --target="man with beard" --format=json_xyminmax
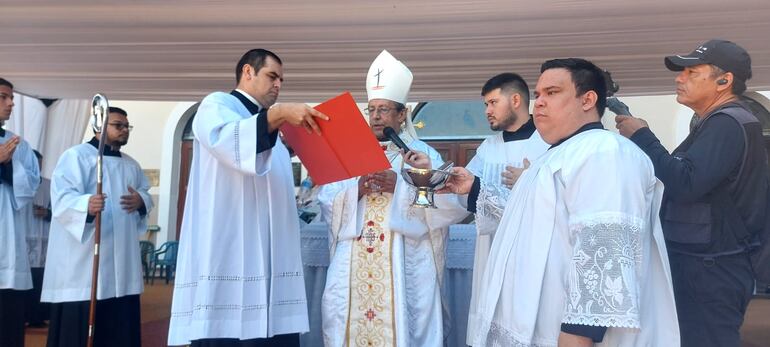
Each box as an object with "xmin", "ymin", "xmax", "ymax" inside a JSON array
[
  {"xmin": 440, "ymin": 73, "xmax": 549, "ymax": 344},
  {"xmin": 43, "ymin": 106, "xmax": 153, "ymax": 347},
  {"xmin": 471, "ymin": 58, "xmax": 678, "ymax": 346}
]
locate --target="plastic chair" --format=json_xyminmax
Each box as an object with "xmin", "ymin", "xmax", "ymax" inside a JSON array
[
  {"xmin": 139, "ymin": 241, "xmax": 155, "ymax": 284},
  {"xmin": 150, "ymin": 241, "xmax": 179, "ymax": 284}
]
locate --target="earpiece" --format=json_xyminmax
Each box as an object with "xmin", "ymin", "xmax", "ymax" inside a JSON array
[{"xmin": 717, "ymin": 78, "xmax": 728, "ymax": 85}]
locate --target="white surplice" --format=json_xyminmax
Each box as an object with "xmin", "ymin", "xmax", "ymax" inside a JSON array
[
  {"xmin": 318, "ymin": 137, "xmax": 467, "ymax": 347},
  {"xmin": 0, "ymin": 129, "xmax": 40, "ymax": 290},
  {"xmin": 472, "ymin": 129, "xmax": 679, "ymax": 347},
  {"xmin": 41, "ymin": 142, "xmax": 153, "ymax": 303},
  {"xmin": 464, "ymin": 130, "xmax": 549, "ymax": 344},
  {"xmin": 168, "ymin": 92, "xmax": 308, "ymax": 345},
  {"xmin": 23, "ymin": 178, "xmax": 51, "ymax": 268}
]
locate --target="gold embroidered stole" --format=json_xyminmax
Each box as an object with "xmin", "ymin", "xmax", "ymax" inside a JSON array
[{"xmin": 346, "ymin": 192, "xmax": 396, "ymax": 347}]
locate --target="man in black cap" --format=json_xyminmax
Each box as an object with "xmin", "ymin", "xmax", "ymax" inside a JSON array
[{"xmin": 616, "ymin": 39, "xmax": 770, "ymax": 347}]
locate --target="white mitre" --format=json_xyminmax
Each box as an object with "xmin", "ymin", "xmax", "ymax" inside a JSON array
[{"xmin": 366, "ymin": 50, "xmax": 418, "ymax": 139}]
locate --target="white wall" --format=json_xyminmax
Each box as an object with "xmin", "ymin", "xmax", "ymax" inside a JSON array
[
  {"xmin": 81, "ymin": 100, "xmax": 180, "ymax": 171},
  {"xmin": 600, "ymin": 94, "xmax": 692, "ymax": 150},
  {"xmin": 79, "ymin": 100, "xmax": 192, "ymax": 240},
  {"xmin": 154, "ymin": 102, "xmax": 197, "ymax": 245}
]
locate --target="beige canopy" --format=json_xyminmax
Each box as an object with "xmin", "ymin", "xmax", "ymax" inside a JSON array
[{"xmin": 1, "ymin": 0, "xmax": 769, "ymax": 102}]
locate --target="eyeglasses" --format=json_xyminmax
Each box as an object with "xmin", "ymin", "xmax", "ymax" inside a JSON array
[
  {"xmin": 109, "ymin": 122, "xmax": 134, "ymax": 132},
  {"xmin": 364, "ymin": 107, "xmax": 395, "ymax": 116}
]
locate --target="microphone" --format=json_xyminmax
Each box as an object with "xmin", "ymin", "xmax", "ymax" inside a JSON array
[{"xmin": 383, "ymin": 126, "xmax": 410, "ymax": 152}]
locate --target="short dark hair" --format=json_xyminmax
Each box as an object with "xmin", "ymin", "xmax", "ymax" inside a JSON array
[
  {"xmin": 710, "ymin": 65, "xmax": 747, "ymax": 95},
  {"xmin": 235, "ymin": 49, "xmax": 282, "ymax": 84},
  {"xmin": 109, "ymin": 106, "xmax": 128, "ymax": 117},
  {"xmin": 482, "ymin": 73, "xmax": 530, "ymax": 105},
  {"xmin": 0, "ymin": 78, "xmax": 13, "ymax": 89},
  {"xmin": 541, "ymin": 58, "xmax": 607, "ymax": 116}
]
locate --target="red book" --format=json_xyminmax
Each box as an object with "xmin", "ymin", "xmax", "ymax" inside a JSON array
[{"xmin": 280, "ymin": 92, "xmax": 390, "ymax": 185}]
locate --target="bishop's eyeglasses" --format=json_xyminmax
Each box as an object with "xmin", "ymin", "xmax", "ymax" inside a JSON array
[{"xmin": 364, "ymin": 106, "xmax": 396, "ymax": 116}]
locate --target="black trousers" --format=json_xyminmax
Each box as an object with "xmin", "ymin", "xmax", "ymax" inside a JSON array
[
  {"xmin": 191, "ymin": 333, "xmax": 300, "ymax": 347},
  {"xmin": 670, "ymin": 251, "xmax": 754, "ymax": 347},
  {"xmin": 26, "ymin": 267, "xmax": 50, "ymax": 325},
  {"xmin": 0, "ymin": 288, "xmax": 27, "ymax": 347},
  {"xmin": 46, "ymin": 295, "xmax": 141, "ymax": 347}
]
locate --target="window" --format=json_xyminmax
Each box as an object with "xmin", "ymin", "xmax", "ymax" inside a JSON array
[{"xmin": 412, "ymin": 100, "xmax": 493, "ymax": 140}]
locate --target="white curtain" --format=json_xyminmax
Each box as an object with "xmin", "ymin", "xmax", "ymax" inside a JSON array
[
  {"xmin": 6, "ymin": 92, "xmax": 48, "ymax": 151},
  {"xmin": 4, "ymin": 94, "xmax": 90, "ymax": 179},
  {"xmin": 40, "ymin": 99, "xmax": 91, "ymax": 179}
]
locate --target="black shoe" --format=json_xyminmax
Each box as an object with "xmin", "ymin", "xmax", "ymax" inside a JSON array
[{"xmin": 27, "ymin": 321, "xmax": 47, "ymax": 328}]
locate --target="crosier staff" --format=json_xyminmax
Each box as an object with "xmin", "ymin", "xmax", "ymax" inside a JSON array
[{"xmin": 87, "ymin": 94, "xmax": 110, "ymax": 347}]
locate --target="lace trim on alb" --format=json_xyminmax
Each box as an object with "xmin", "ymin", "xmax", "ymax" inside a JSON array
[
  {"xmin": 475, "ymin": 179, "xmax": 510, "ymax": 232},
  {"xmin": 564, "ymin": 212, "xmax": 645, "ymax": 329}
]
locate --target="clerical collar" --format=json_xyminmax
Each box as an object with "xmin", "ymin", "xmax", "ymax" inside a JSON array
[
  {"xmin": 230, "ymin": 90, "xmax": 263, "ymax": 115},
  {"xmin": 549, "ymin": 121, "xmax": 604, "ymax": 149},
  {"xmin": 87, "ymin": 137, "xmax": 122, "ymax": 157},
  {"xmin": 502, "ymin": 117, "xmax": 536, "ymax": 142}
]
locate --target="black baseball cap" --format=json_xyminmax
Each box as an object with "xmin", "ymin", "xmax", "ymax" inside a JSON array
[{"xmin": 665, "ymin": 39, "xmax": 752, "ymax": 82}]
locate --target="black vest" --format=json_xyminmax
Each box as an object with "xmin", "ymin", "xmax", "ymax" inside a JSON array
[{"xmin": 663, "ymin": 101, "xmax": 770, "ymax": 255}]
